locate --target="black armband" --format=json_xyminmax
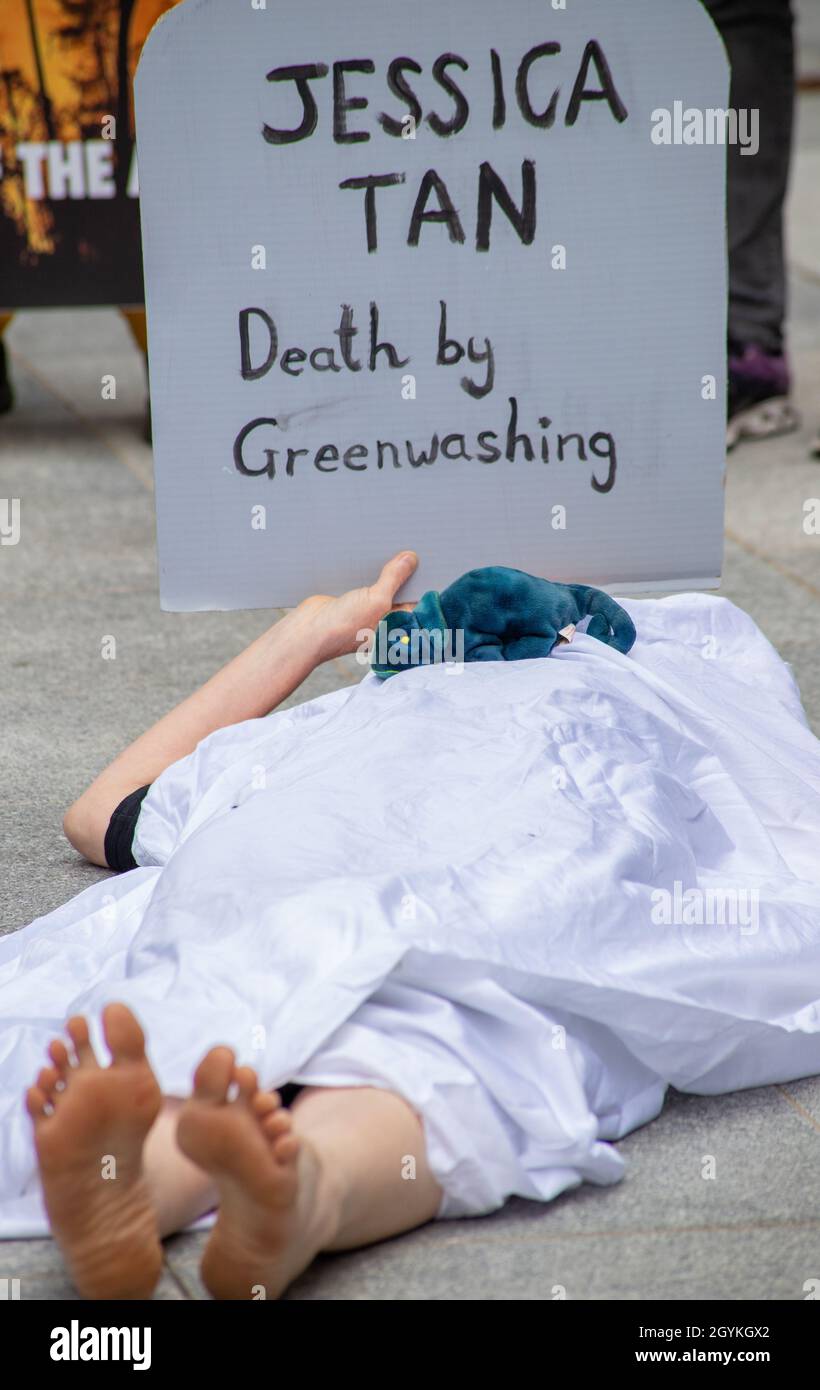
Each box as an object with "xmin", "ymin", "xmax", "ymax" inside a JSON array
[{"xmin": 104, "ymin": 784, "xmax": 152, "ymax": 872}]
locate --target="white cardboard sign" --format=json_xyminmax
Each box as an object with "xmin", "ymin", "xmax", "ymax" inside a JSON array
[{"xmin": 135, "ymin": 0, "xmax": 728, "ymax": 609}]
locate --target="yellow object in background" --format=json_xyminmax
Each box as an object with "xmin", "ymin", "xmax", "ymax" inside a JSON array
[{"xmin": 121, "ymin": 308, "xmax": 148, "ymax": 357}]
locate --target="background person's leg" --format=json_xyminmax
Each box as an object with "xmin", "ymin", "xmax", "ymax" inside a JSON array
[
  {"xmin": 703, "ymin": 0, "xmax": 795, "ymax": 352},
  {"xmin": 701, "ymin": 0, "xmax": 799, "ymax": 446},
  {"xmin": 0, "ymin": 312, "xmax": 14, "ymax": 414}
]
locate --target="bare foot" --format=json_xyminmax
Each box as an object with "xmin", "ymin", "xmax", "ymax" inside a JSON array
[
  {"xmin": 177, "ymin": 1051, "xmax": 338, "ymax": 1299},
  {"xmin": 26, "ymin": 1003, "xmax": 164, "ymax": 1299},
  {"xmin": 299, "ymin": 550, "xmax": 419, "ymax": 661}
]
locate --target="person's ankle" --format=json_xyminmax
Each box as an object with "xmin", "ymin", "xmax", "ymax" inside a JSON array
[{"xmin": 298, "ymin": 1134, "xmax": 344, "ymax": 1252}]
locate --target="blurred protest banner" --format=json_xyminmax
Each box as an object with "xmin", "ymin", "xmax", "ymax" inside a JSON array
[
  {"xmin": 0, "ymin": 0, "xmax": 179, "ymax": 307},
  {"xmin": 136, "ymin": 0, "xmax": 728, "ymax": 609}
]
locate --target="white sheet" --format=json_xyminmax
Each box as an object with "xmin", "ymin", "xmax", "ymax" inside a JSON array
[{"xmin": 3, "ymin": 593, "xmax": 820, "ymax": 1236}]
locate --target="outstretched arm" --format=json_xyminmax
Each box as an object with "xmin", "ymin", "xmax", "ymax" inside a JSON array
[{"xmin": 63, "ymin": 551, "xmax": 418, "ymax": 868}]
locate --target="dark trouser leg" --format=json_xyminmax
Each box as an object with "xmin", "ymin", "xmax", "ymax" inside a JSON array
[
  {"xmin": 0, "ymin": 313, "xmax": 13, "ymax": 414},
  {"xmin": 701, "ymin": 0, "xmax": 795, "ymax": 353}
]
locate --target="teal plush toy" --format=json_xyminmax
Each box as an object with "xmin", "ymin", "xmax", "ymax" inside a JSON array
[{"xmin": 371, "ymin": 567, "xmax": 636, "ymax": 678}]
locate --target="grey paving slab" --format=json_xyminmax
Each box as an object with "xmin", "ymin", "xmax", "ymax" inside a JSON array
[
  {"xmin": 777, "ymin": 1074, "xmax": 820, "ymax": 1129},
  {"xmin": 5, "ymin": 305, "xmax": 149, "ymax": 426},
  {"xmin": 282, "ymin": 1221, "xmax": 820, "ymax": 1301},
  {"xmin": 162, "ymin": 1234, "xmax": 210, "ymax": 1301},
  {"xmin": 0, "ymin": 1241, "xmax": 187, "ymax": 1301},
  {"xmin": 721, "ymin": 537, "xmax": 820, "ymax": 734},
  {"xmin": 723, "ymin": 349, "xmax": 820, "ymax": 610},
  {"xmin": 95, "ymin": 1215, "xmax": 820, "ymax": 1301},
  {"xmin": 461, "ymin": 1084, "xmax": 820, "ymax": 1237}
]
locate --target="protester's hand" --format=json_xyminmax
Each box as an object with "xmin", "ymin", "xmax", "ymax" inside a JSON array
[{"xmin": 299, "ymin": 551, "xmax": 419, "ymax": 661}]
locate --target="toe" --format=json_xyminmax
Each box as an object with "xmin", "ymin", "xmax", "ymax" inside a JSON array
[
  {"xmin": 36, "ymin": 1066, "xmax": 59, "ymax": 1102},
  {"xmin": 272, "ymin": 1132, "xmax": 300, "ymax": 1166},
  {"xmin": 234, "ymin": 1066, "xmax": 259, "ymax": 1103},
  {"xmin": 25, "ymin": 1085, "xmax": 49, "ymax": 1121},
  {"xmin": 193, "ymin": 1047, "xmax": 235, "ymax": 1102},
  {"xmin": 251, "ymin": 1091, "xmax": 281, "ymax": 1118},
  {"xmin": 261, "ymin": 1109, "xmax": 293, "ymax": 1140},
  {"xmin": 103, "ymin": 1003, "xmax": 147, "ymax": 1064},
  {"xmin": 48, "ymin": 1039, "xmax": 70, "ymax": 1078},
  {"xmin": 66, "ymin": 1016, "xmax": 97, "ymax": 1067}
]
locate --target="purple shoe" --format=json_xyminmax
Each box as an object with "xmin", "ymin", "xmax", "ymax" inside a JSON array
[{"xmin": 727, "ymin": 343, "xmax": 799, "ymax": 450}]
